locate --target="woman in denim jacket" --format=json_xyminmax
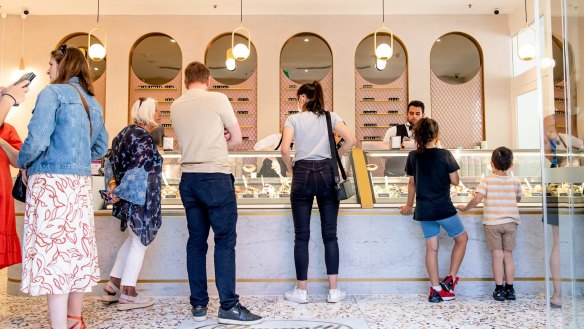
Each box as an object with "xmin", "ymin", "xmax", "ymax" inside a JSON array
[{"xmin": 17, "ymin": 45, "xmax": 108, "ymax": 329}]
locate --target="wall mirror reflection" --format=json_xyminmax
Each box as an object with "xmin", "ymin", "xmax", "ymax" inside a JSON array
[
  {"xmin": 205, "ymin": 33, "xmax": 257, "ymax": 85},
  {"xmin": 131, "ymin": 33, "xmax": 182, "ymax": 85},
  {"xmin": 430, "ymin": 33, "xmax": 481, "ymax": 85},
  {"xmin": 59, "ymin": 33, "xmax": 106, "ymax": 81},
  {"xmin": 280, "ymin": 33, "xmax": 332, "ymax": 84},
  {"xmin": 355, "ymin": 34, "xmax": 406, "ymax": 85}
]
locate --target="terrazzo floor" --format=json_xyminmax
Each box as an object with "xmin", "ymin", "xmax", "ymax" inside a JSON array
[{"xmin": 1, "ymin": 269, "xmax": 575, "ymax": 328}]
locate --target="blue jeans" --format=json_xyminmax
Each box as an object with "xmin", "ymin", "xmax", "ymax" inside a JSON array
[
  {"xmin": 179, "ymin": 173, "xmax": 239, "ymax": 310},
  {"xmin": 291, "ymin": 160, "xmax": 340, "ymax": 281}
]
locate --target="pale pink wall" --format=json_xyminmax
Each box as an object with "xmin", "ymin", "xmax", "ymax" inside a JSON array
[{"xmin": 1, "ymin": 14, "xmax": 512, "ymax": 148}]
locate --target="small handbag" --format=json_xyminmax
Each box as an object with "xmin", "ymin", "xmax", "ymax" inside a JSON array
[
  {"xmin": 12, "ymin": 171, "xmax": 26, "ymax": 203},
  {"xmin": 325, "ymin": 111, "xmax": 355, "ymax": 201}
]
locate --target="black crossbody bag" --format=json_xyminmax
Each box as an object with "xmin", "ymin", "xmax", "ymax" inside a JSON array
[{"xmin": 325, "ymin": 111, "xmax": 355, "ymax": 201}]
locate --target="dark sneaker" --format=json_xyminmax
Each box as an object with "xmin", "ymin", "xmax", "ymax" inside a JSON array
[
  {"xmin": 440, "ymin": 275, "xmax": 459, "ymax": 293},
  {"xmin": 428, "ymin": 287, "xmax": 455, "ymax": 303},
  {"xmin": 493, "ymin": 289, "xmax": 505, "ymax": 301},
  {"xmin": 191, "ymin": 305, "xmax": 207, "ymax": 322},
  {"xmin": 505, "ymin": 287, "xmax": 516, "ymax": 300},
  {"xmin": 218, "ymin": 302, "xmax": 263, "ymax": 325}
]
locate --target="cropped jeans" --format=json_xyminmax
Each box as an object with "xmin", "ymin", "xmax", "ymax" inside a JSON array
[
  {"xmin": 179, "ymin": 173, "xmax": 239, "ymax": 310},
  {"xmin": 290, "ymin": 159, "xmax": 340, "ymax": 281}
]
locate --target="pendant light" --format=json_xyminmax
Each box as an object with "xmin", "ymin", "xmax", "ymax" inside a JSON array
[
  {"xmin": 225, "ymin": 48, "xmax": 236, "ymax": 71},
  {"xmin": 19, "ymin": 11, "xmax": 28, "ymax": 71},
  {"xmin": 375, "ymin": 58, "xmax": 387, "ymax": 71},
  {"xmin": 374, "ymin": 0, "xmax": 394, "ymax": 62},
  {"xmin": 517, "ymin": 0, "xmax": 536, "ymax": 61},
  {"xmin": 88, "ymin": 0, "xmax": 107, "ymax": 61},
  {"xmin": 231, "ymin": 0, "xmax": 251, "ymax": 61}
]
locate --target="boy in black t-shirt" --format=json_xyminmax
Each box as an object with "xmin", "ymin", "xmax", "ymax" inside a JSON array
[{"xmin": 400, "ymin": 118, "xmax": 468, "ymax": 303}]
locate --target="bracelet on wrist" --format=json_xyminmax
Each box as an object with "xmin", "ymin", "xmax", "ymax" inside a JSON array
[{"xmin": 1, "ymin": 93, "xmax": 17, "ymax": 106}]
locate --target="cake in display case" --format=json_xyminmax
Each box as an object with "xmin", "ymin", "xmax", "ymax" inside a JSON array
[
  {"xmin": 362, "ymin": 149, "xmax": 576, "ymax": 206},
  {"xmin": 159, "ymin": 151, "xmax": 359, "ymax": 208}
]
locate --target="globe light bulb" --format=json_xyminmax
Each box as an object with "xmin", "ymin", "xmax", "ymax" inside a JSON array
[
  {"xmin": 518, "ymin": 44, "xmax": 536, "ymax": 61},
  {"xmin": 375, "ymin": 43, "xmax": 393, "ymax": 61},
  {"xmin": 541, "ymin": 57, "xmax": 556, "ymax": 69},
  {"xmin": 375, "ymin": 58, "xmax": 387, "ymax": 71},
  {"xmin": 88, "ymin": 43, "xmax": 106, "ymax": 61},
  {"xmin": 226, "ymin": 58, "xmax": 236, "ymax": 71},
  {"xmin": 232, "ymin": 43, "xmax": 250, "ymax": 61}
]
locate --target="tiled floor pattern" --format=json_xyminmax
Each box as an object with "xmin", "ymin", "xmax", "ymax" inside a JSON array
[{"xmin": 1, "ymin": 269, "xmax": 577, "ymax": 328}]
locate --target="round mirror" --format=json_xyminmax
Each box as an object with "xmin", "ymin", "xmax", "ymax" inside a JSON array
[
  {"xmin": 355, "ymin": 34, "xmax": 406, "ymax": 85},
  {"xmin": 281, "ymin": 33, "xmax": 332, "ymax": 84},
  {"xmin": 552, "ymin": 36, "xmax": 565, "ymax": 83},
  {"xmin": 430, "ymin": 33, "xmax": 481, "ymax": 84},
  {"xmin": 131, "ymin": 33, "xmax": 182, "ymax": 85},
  {"xmin": 59, "ymin": 33, "xmax": 106, "ymax": 81},
  {"xmin": 205, "ymin": 34, "xmax": 257, "ymax": 85}
]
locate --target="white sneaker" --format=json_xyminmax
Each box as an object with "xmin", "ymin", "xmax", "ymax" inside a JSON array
[
  {"xmin": 327, "ymin": 288, "xmax": 347, "ymax": 303},
  {"xmin": 284, "ymin": 288, "xmax": 308, "ymax": 304}
]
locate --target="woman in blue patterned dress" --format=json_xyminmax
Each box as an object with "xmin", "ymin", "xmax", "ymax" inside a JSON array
[{"xmin": 100, "ymin": 97, "xmax": 162, "ymax": 311}]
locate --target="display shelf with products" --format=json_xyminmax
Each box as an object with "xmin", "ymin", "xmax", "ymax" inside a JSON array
[
  {"xmin": 362, "ymin": 149, "xmax": 577, "ymax": 207},
  {"xmin": 210, "ymin": 72, "xmax": 258, "ymax": 150},
  {"xmin": 157, "ymin": 150, "xmax": 361, "ymax": 208},
  {"xmin": 355, "ymin": 70, "xmax": 408, "ymax": 148},
  {"xmin": 128, "ymin": 70, "xmax": 182, "ymax": 151}
]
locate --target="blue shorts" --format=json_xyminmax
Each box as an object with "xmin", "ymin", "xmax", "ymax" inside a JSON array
[{"xmin": 419, "ymin": 214, "xmax": 465, "ymax": 239}]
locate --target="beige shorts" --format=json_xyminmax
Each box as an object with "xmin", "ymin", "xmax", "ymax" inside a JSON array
[{"xmin": 484, "ymin": 222, "xmax": 518, "ymax": 251}]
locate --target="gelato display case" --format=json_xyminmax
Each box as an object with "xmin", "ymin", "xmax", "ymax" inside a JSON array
[
  {"xmin": 362, "ymin": 149, "xmax": 568, "ymax": 207},
  {"xmin": 159, "ymin": 151, "xmax": 360, "ymax": 208}
]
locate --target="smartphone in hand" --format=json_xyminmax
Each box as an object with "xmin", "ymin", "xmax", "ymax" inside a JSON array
[
  {"xmin": 11, "ymin": 72, "xmax": 35, "ymax": 107},
  {"xmin": 15, "ymin": 72, "xmax": 36, "ymax": 86}
]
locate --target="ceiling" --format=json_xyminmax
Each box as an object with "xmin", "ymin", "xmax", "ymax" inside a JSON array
[{"xmin": 1, "ymin": 0, "xmax": 523, "ymax": 16}]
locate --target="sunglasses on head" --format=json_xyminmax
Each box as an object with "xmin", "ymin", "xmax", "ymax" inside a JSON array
[
  {"xmin": 138, "ymin": 97, "xmax": 147, "ymax": 107},
  {"xmin": 59, "ymin": 44, "xmax": 68, "ymax": 55}
]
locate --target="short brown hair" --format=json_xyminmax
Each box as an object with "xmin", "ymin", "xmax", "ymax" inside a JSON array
[
  {"xmin": 492, "ymin": 147, "xmax": 514, "ymax": 171},
  {"xmin": 51, "ymin": 45, "xmax": 95, "ymax": 95},
  {"xmin": 185, "ymin": 62, "xmax": 210, "ymax": 85}
]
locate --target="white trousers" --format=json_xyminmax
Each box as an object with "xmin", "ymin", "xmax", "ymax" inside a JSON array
[{"xmin": 110, "ymin": 230, "xmax": 148, "ymax": 286}]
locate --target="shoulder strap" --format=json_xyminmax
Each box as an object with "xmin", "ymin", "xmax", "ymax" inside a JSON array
[
  {"xmin": 325, "ymin": 111, "xmax": 347, "ymax": 183},
  {"xmin": 67, "ymin": 83, "xmax": 92, "ymax": 137}
]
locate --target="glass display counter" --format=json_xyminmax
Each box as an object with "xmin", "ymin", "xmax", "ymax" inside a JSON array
[
  {"xmin": 160, "ymin": 151, "xmax": 360, "ymax": 208},
  {"xmin": 362, "ymin": 149, "xmax": 577, "ymax": 207}
]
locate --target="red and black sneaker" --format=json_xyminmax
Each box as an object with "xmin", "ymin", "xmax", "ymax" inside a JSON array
[
  {"xmin": 440, "ymin": 275, "xmax": 459, "ymax": 293},
  {"xmin": 428, "ymin": 286, "xmax": 456, "ymax": 303}
]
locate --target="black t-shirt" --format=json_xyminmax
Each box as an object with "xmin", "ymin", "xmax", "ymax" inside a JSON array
[{"xmin": 405, "ymin": 148, "xmax": 460, "ymax": 221}]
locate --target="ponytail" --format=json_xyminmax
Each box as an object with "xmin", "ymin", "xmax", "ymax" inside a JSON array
[
  {"xmin": 297, "ymin": 81, "xmax": 325, "ymax": 116},
  {"xmin": 413, "ymin": 118, "xmax": 439, "ymax": 152}
]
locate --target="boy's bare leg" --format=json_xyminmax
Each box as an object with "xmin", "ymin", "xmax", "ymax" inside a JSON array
[
  {"xmin": 492, "ymin": 250, "xmax": 505, "ymax": 284},
  {"xmin": 503, "ymin": 250, "xmax": 515, "ymax": 284},
  {"xmin": 425, "ymin": 237, "xmax": 440, "ymax": 286}
]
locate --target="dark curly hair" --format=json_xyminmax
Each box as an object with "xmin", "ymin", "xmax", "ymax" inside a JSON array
[
  {"xmin": 491, "ymin": 147, "xmax": 514, "ymax": 171},
  {"xmin": 413, "ymin": 118, "xmax": 439, "ymax": 152},
  {"xmin": 297, "ymin": 81, "xmax": 325, "ymax": 116}
]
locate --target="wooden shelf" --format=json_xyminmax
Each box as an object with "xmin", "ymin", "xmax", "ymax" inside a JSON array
[
  {"xmin": 236, "ymin": 113, "xmax": 254, "ymax": 116},
  {"xmin": 230, "ymin": 100, "xmax": 251, "ymax": 103},
  {"xmin": 359, "ymin": 87, "xmax": 403, "ymax": 91},
  {"xmin": 360, "ymin": 100, "xmax": 402, "ymax": 103},
  {"xmin": 359, "ymin": 113, "xmax": 390, "ymax": 116},
  {"xmin": 158, "ymin": 101, "xmax": 174, "ymax": 103},
  {"xmin": 135, "ymin": 87, "xmax": 177, "ymax": 90},
  {"xmin": 360, "ymin": 139, "xmax": 383, "ymax": 142},
  {"xmin": 359, "ymin": 126, "xmax": 391, "ymax": 128},
  {"xmin": 241, "ymin": 126, "xmax": 253, "ymax": 129},
  {"xmin": 211, "ymin": 87, "xmax": 252, "ymax": 91}
]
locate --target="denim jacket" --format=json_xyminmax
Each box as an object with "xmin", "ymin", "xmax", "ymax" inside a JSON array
[{"xmin": 17, "ymin": 77, "xmax": 109, "ymax": 176}]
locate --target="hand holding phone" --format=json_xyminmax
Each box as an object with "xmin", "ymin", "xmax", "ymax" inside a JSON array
[{"xmin": 15, "ymin": 72, "xmax": 36, "ymax": 87}]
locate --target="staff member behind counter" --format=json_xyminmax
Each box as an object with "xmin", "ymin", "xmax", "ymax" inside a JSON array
[{"xmin": 382, "ymin": 100, "xmax": 425, "ymax": 176}]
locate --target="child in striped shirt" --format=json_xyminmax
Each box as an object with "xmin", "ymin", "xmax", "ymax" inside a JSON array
[{"xmin": 456, "ymin": 147, "xmax": 521, "ymax": 301}]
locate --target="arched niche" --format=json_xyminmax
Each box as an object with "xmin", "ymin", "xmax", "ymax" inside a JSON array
[
  {"xmin": 57, "ymin": 33, "xmax": 107, "ymax": 115},
  {"xmin": 354, "ymin": 33, "xmax": 409, "ymax": 145},
  {"xmin": 128, "ymin": 33, "xmax": 183, "ymax": 150},
  {"xmin": 205, "ymin": 33, "xmax": 258, "ymax": 150},
  {"xmin": 279, "ymin": 33, "xmax": 333, "ymax": 130},
  {"xmin": 430, "ymin": 32, "xmax": 484, "ymax": 148}
]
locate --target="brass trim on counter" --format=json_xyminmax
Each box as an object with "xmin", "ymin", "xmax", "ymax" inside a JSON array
[
  {"xmin": 351, "ymin": 147, "xmax": 374, "ymax": 208},
  {"xmin": 10, "ymin": 277, "xmax": 580, "ymax": 284}
]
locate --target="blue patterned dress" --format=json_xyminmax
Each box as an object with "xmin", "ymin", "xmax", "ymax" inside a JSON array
[{"xmin": 105, "ymin": 125, "xmax": 162, "ymax": 246}]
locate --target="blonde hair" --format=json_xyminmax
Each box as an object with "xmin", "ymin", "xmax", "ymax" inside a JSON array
[{"xmin": 131, "ymin": 97, "xmax": 157, "ymax": 126}]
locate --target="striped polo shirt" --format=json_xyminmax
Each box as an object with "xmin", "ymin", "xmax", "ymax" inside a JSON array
[{"xmin": 476, "ymin": 174, "xmax": 522, "ymax": 225}]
